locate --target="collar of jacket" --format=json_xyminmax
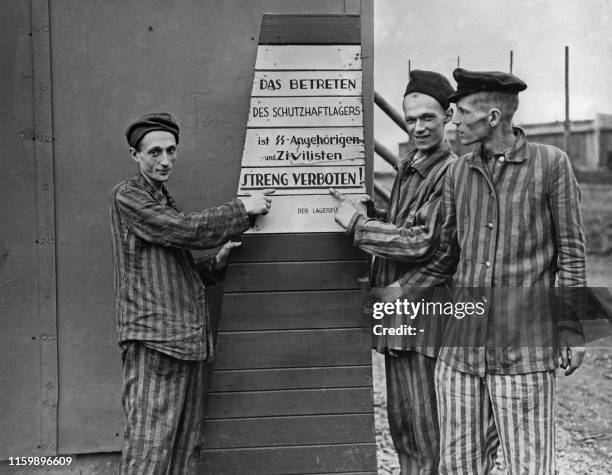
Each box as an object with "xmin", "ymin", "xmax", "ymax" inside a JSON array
[
  {"xmin": 469, "ymin": 126, "xmax": 528, "ymax": 168},
  {"xmin": 134, "ymin": 173, "xmax": 176, "ymax": 208},
  {"xmin": 396, "ymin": 139, "xmax": 452, "ymax": 178}
]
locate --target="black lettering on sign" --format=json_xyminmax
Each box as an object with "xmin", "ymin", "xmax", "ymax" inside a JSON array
[
  {"xmin": 240, "ymin": 170, "xmax": 361, "ymax": 190},
  {"xmin": 288, "ymin": 78, "xmax": 357, "ymax": 90},
  {"xmin": 259, "ymin": 79, "xmax": 282, "ymax": 91}
]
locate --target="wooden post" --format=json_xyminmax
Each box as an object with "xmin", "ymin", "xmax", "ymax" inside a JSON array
[{"xmin": 564, "ymin": 46, "xmax": 571, "ymax": 153}]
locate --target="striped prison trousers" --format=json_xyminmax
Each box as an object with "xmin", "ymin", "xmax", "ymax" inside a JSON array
[
  {"xmin": 385, "ymin": 351, "xmax": 440, "ymax": 475},
  {"xmin": 435, "ymin": 359, "xmax": 556, "ymax": 475},
  {"xmin": 120, "ymin": 342, "xmax": 206, "ymax": 475}
]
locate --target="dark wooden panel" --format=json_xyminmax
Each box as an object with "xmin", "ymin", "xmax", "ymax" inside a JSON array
[
  {"xmin": 203, "ymin": 414, "xmax": 373, "ymax": 448},
  {"xmin": 224, "ymin": 261, "xmax": 367, "ymax": 292},
  {"xmin": 221, "ymin": 290, "xmax": 364, "ymax": 331},
  {"xmin": 260, "ymin": 14, "xmax": 361, "ymax": 45},
  {"xmin": 201, "ymin": 443, "xmax": 377, "ymax": 474},
  {"xmin": 214, "ymin": 329, "xmax": 371, "ymax": 370},
  {"xmin": 206, "ymin": 388, "xmax": 373, "ymax": 418},
  {"xmin": 230, "ymin": 234, "xmax": 365, "ymax": 262},
  {"xmin": 210, "ymin": 366, "xmax": 372, "ymax": 392}
]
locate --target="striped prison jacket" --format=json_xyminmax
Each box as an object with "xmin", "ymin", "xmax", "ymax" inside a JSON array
[
  {"xmin": 348, "ymin": 139, "xmax": 457, "ymax": 356},
  {"xmin": 398, "ymin": 127, "xmax": 586, "ymax": 376},
  {"xmin": 110, "ymin": 173, "xmax": 250, "ymax": 361}
]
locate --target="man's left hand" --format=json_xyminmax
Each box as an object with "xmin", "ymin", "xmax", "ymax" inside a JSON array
[
  {"xmin": 215, "ymin": 241, "xmax": 242, "ymax": 268},
  {"xmin": 559, "ymin": 326, "xmax": 586, "ymax": 376},
  {"xmin": 559, "ymin": 346, "xmax": 586, "ymax": 376}
]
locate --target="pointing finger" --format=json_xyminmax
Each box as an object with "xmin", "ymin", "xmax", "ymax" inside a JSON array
[{"xmin": 329, "ymin": 187, "xmax": 344, "ymax": 200}]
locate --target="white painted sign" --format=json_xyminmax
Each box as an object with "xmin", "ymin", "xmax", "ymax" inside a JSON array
[
  {"xmin": 255, "ymin": 45, "xmax": 361, "ymax": 70},
  {"xmin": 238, "ymin": 166, "xmax": 365, "ymax": 195},
  {"xmin": 239, "ymin": 44, "xmax": 365, "ymax": 233},
  {"xmin": 253, "ymin": 71, "xmax": 362, "ymax": 97},
  {"xmin": 248, "ymin": 195, "xmax": 367, "ymax": 234},
  {"xmin": 241, "ymin": 128, "xmax": 364, "ymax": 167},
  {"xmin": 247, "ymin": 97, "xmax": 363, "ymax": 128}
]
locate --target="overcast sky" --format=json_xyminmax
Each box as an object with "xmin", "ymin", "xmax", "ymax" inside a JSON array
[{"xmin": 374, "ymin": 0, "xmax": 612, "ymax": 154}]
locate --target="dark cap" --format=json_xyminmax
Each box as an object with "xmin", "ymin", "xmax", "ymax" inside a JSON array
[
  {"xmin": 125, "ymin": 112, "xmax": 180, "ymax": 148},
  {"xmin": 404, "ymin": 69, "xmax": 454, "ymax": 110},
  {"xmin": 449, "ymin": 68, "xmax": 527, "ymax": 103}
]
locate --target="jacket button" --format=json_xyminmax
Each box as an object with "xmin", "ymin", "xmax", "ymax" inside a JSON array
[
  {"xmin": 485, "ymin": 261, "xmax": 491, "ymax": 268},
  {"xmin": 487, "ymin": 222, "xmax": 493, "ymax": 229}
]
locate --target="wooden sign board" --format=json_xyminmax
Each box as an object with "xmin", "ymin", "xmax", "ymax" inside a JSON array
[
  {"xmin": 253, "ymin": 71, "xmax": 362, "ymax": 97},
  {"xmin": 240, "ymin": 44, "xmax": 366, "ymax": 233},
  {"xmin": 247, "ymin": 97, "xmax": 364, "ymax": 128},
  {"xmin": 255, "ymin": 45, "xmax": 361, "ymax": 70},
  {"xmin": 204, "ymin": 12, "xmax": 376, "ymax": 475},
  {"xmin": 241, "ymin": 127, "xmax": 365, "ymax": 166},
  {"xmin": 238, "ymin": 166, "xmax": 365, "ymax": 194}
]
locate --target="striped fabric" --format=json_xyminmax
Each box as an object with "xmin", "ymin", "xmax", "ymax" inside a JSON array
[
  {"xmin": 435, "ymin": 359, "xmax": 556, "ymax": 475},
  {"xmin": 399, "ymin": 128, "xmax": 586, "ymax": 374},
  {"xmin": 110, "ymin": 173, "xmax": 250, "ymax": 360},
  {"xmin": 120, "ymin": 342, "xmax": 206, "ymax": 475},
  {"xmin": 349, "ymin": 140, "xmax": 457, "ymax": 355},
  {"xmin": 385, "ymin": 352, "xmax": 439, "ymax": 475}
]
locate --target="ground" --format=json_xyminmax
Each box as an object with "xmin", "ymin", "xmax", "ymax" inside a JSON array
[{"xmin": 373, "ymin": 192, "xmax": 612, "ymax": 474}]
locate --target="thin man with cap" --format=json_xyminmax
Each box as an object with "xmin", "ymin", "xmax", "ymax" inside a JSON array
[
  {"xmin": 110, "ymin": 112, "xmax": 274, "ymax": 473},
  {"xmin": 404, "ymin": 69, "xmax": 586, "ymax": 473},
  {"xmin": 330, "ymin": 70, "xmax": 457, "ymax": 474}
]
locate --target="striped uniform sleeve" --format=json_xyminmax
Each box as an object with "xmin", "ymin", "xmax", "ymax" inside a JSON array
[
  {"xmin": 349, "ymin": 175, "xmax": 445, "ymax": 264},
  {"xmin": 549, "ymin": 151, "xmax": 587, "ymax": 336},
  {"xmin": 115, "ymin": 185, "xmax": 251, "ymax": 250},
  {"xmin": 398, "ymin": 167, "xmax": 459, "ymax": 288},
  {"xmin": 549, "ymin": 151, "xmax": 586, "ymax": 287}
]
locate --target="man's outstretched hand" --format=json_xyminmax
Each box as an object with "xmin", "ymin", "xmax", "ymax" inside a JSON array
[
  {"xmin": 241, "ymin": 189, "xmax": 275, "ymax": 216},
  {"xmin": 329, "ymin": 187, "xmax": 365, "ymax": 229},
  {"xmin": 215, "ymin": 240, "xmax": 242, "ymax": 268}
]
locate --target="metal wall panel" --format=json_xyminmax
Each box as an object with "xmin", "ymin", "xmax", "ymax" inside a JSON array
[
  {"xmin": 0, "ymin": 0, "xmax": 47, "ymax": 458},
  {"xmin": 47, "ymin": 0, "xmax": 353, "ymax": 454}
]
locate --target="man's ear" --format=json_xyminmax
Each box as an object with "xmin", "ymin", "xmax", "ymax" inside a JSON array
[
  {"xmin": 444, "ymin": 107, "xmax": 454, "ymax": 124},
  {"xmin": 129, "ymin": 147, "xmax": 139, "ymax": 163},
  {"xmin": 488, "ymin": 108, "xmax": 501, "ymax": 127}
]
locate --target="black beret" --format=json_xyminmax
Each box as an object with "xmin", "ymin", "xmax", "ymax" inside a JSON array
[
  {"xmin": 125, "ymin": 112, "xmax": 180, "ymax": 148},
  {"xmin": 449, "ymin": 68, "xmax": 527, "ymax": 103},
  {"xmin": 404, "ymin": 69, "xmax": 454, "ymax": 110}
]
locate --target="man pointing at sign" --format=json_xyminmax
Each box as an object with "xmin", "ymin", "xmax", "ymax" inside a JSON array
[
  {"xmin": 110, "ymin": 112, "xmax": 273, "ymax": 473},
  {"xmin": 331, "ymin": 70, "xmax": 457, "ymax": 474}
]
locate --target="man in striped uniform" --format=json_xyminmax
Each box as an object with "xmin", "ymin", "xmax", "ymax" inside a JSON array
[
  {"xmin": 331, "ymin": 70, "xmax": 457, "ymax": 474},
  {"xmin": 110, "ymin": 112, "xmax": 273, "ymax": 474},
  {"xmin": 401, "ymin": 69, "xmax": 586, "ymax": 473}
]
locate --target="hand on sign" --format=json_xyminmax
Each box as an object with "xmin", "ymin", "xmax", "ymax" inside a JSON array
[
  {"xmin": 215, "ymin": 240, "xmax": 242, "ymax": 268},
  {"xmin": 329, "ymin": 187, "xmax": 362, "ymax": 230},
  {"xmin": 241, "ymin": 189, "xmax": 275, "ymax": 216}
]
